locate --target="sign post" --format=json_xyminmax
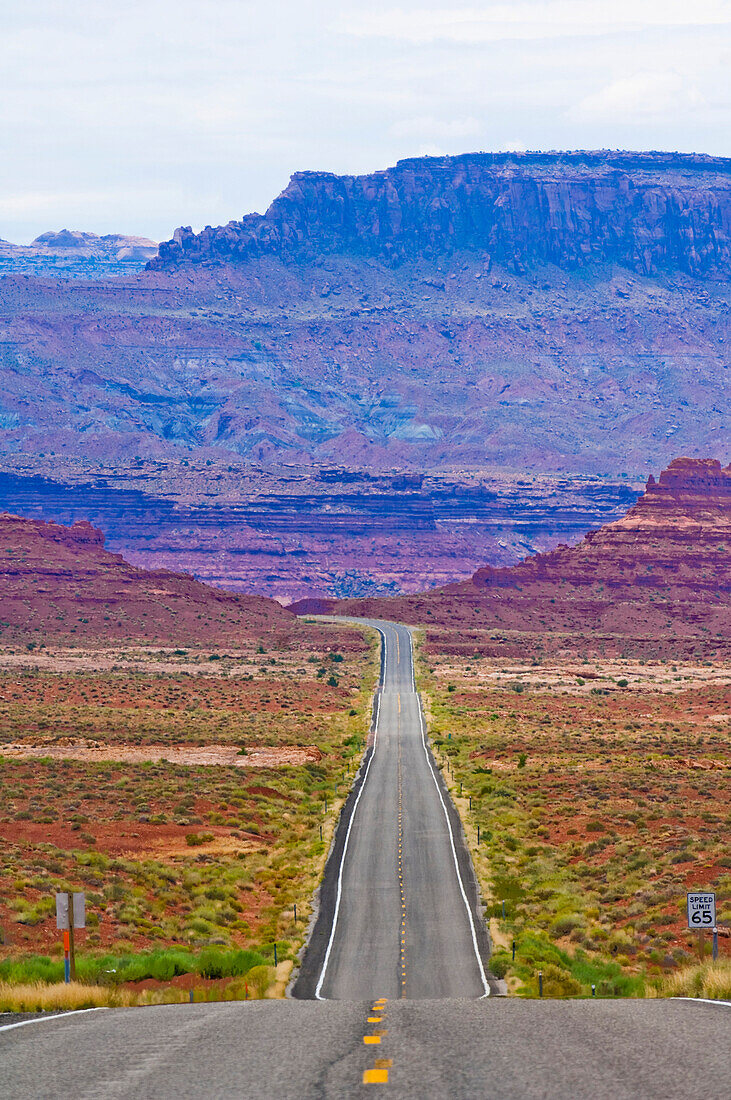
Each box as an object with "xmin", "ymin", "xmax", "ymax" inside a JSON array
[
  {"xmin": 56, "ymin": 892, "xmax": 85, "ymax": 983},
  {"xmin": 687, "ymin": 892, "xmax": 715, "ymax": 962}
]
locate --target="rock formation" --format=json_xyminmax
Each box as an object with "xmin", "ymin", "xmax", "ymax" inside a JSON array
[
  {"xmin": 153, "ymin": 151, "xmax": 731, "ymax": 277},
  {"xmin": 0, "ymin": 230, "xmax": 157, "ymax": 277},
  {"xmin": 295, "ymin": 458, "xmax": 731, "ymax": 660},
  {"xmin": 0, "ymin": 513, "xmax": 303, "ymax": 646},
  {"xmin": 0, "ymin": 153, "xmax": 728, "ymax": 598}
]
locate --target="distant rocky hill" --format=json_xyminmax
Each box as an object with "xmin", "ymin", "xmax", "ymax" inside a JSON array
[
  {"xmin": 153, "ymin": 151, "xmax": 731, "ymax": 277},
  {"xmin": 0, "ymin": 513, "xmax": 308, "ymax": 646},
  {"xmin": 294, "ymin": 458, "xmax": 731, "ymax": 660},
  {"xmin": 0, "ymin": 230, "xmax": 157, "ymax": 278}
]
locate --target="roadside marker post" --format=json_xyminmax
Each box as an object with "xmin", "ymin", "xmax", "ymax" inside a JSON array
[
  {"xmin": 502, "ymin": 899, "xmax": 506, "ymax": 919},
  {"xmin": 538, "ymin": 971, "xmax": 543, "ymax": 998},
  {"xmin": 713, "ymin": 929, "xmax": 718, "ymax": 961},
  {"xmin": 512, "ymin": 940, "xmax": 516, "ymax": 961},
  {"xmin": 56, "ymin": 892, "xmax": 85, "ymax": 983},
  {"xmin": 63, "ymin": 929, "xmax": 70, "ymax": 983},
  {"xmin": 293, "ymin": 903, "xmax": 297, "ymax": 924}
]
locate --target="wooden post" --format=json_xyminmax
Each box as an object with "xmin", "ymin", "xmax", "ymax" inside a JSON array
[{"xmin": 67, "ymin": 891, "xmax": 76, "ymax": 982}]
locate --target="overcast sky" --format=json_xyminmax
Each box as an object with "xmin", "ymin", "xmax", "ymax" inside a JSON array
[{"xmin": 2, "ymin": 0, "xmax": 730, "ymax": 243}]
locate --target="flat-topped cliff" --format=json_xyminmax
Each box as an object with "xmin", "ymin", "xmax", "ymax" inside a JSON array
[{"xmin": 153, "ymin": 151, "xmax": 731, "ymax": 276}]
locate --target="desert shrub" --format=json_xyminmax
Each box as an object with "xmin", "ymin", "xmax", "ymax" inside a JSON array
[
  {"xmin": 196, "ymin": 948, "xmax": 265, "ymax": 980},
  {"xmin": 540, "ymin": 964, "xmax": 582, "ymax": 997},
  {"xmin": 550, "ymin": 913, "xmax": 585, "ymax": 938},
  {"xmin": 489, "ymin": 952, "xmax": 510, "ymax": 979},
  {"xmin": 246, "ymin": 964, "xmax": 273, "ymax": 998},
  {"xmin": 185, "ymin": 832, "xmax": 215, "ymax": 846}
]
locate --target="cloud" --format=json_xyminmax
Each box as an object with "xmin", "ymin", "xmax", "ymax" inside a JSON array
[
  {"xmin": 337, "ymin": 2, "xmax": 731, "ymax": 45},
  {"xmin": 571, "ymin": 71, "xmax": 705, "ymax": 122},
  {"xmin": 389, "ymin": 116, "xmax": 482, "ymax": 140}
]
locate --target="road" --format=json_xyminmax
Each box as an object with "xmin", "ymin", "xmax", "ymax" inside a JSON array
[
  {"xmin": 1, "ymin": 997, "xmax": 728, "ymax": 1098},
  {"xmin": 1, "ymin": 619, "xmax": 728, "ymax": 1098},
  {"xmin": 294, "ymin": 618, "xmax": 493, "ymax": 1000}
]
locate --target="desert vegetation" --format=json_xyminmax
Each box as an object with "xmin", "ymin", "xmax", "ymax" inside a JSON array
[
  {"xmin": 0, "ymin": 632, "xmax": 378, "ymax": 1004},
  {"xmin": 420, "ymin": 642, "xmax": 730, "ymax": 998}
]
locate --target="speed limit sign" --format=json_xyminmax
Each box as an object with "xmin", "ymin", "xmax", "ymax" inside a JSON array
[{"xmin": 687, "ymin": 892, "xmax": 716, "ymax": 929}]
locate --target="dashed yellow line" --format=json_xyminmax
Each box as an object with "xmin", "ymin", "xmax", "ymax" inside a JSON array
[
  {"xmin": 363, "ymin": 1000, "xmax": 390, "ymax": 1084},
  {"xmin": 397, "ymin": 694, "xmax": 406, "ymax": 998}
]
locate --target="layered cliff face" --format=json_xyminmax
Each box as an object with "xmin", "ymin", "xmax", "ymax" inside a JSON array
[
  {"xmin": 301, "ymin": 458, "xmax": 731, "ymax": 659},
  {"xmin": 0, "ymin": 513, "xmax": 302, "ymax": 646},
  {"xmin": 0, "ymin": 465, "xmax": 641, "ymax": 601},
  {"xmin": 154, "ymin": 151, "xmax": 731, "ymax": 277}
]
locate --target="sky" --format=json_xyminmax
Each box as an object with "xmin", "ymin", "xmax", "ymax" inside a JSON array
[{"xmin": 2, "ymin": 0, "xmax": 730, "ymax": 244}]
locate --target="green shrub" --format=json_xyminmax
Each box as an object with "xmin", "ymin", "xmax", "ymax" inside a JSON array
[
  {"xmin": 550, "ymin": 914, "xmax": 584, "ymax": 938},
  {"xmin": 489, "ymin": 952, "xmax": 510, "ymax": 979},
  {"xmin": 196, "ymin": 948, "xmax": 266, "ymax": 980}
]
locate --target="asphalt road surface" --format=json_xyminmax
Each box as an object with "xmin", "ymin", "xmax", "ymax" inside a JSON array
[
  {"xmin": 294, "ymin": 618, "xmax": 493, "ymax": 1000},
  {"xmin": 1, "ymin": 997, "xmax": 728, "ymax": 1098},
  {"xmin": 2, "ymin": 619, "xmax": 728, "ymax": 1098}
]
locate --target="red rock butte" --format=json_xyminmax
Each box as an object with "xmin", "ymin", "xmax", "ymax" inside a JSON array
[
  {"xmin": 294, "ymin": 458, "xmax": 731, "ymax": 660},
  {"xmin": 0, "ymin": 512, "xmax": 340, "ymax": 648}
]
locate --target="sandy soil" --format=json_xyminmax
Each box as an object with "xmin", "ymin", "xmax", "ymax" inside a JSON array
[
  {"xmin": 433, "ymin": 657, "xmax": 731, "ymax": 694},
  {"xmin": 0, "ymin": 738, "xmax": 323, "ymax": 769}
]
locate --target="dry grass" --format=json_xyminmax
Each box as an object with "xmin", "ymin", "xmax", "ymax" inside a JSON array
[
  {"xmin": 0, "ymin": 981, "xmax": 140, "ymax": 1012},
  {"xmin": 0, "ymin": 973, "xmax": 289, "ymax": 1012},
  {"xmin": 655, "ymin": 959, "xmax": 731, "ymax": 1000}
]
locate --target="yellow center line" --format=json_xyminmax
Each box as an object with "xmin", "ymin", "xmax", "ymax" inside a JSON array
[
  {"xmin": 364, "ymin": 1069, "xmax": 389, "ymax": 1084},
  {"xmin": 397, "ymin": 697, "xmax": 406, "ymax": 999}
]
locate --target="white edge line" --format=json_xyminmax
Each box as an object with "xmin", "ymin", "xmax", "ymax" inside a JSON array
[
  {"xmin": 0, "ymin": 1007, "xmax": 107, "ymax": 1035},
  {"xmin": 314, "ymin": 627, "xmax": 386, "ymax": 1000},
  {"xmin": 409, "ymin": 628, "xmax": 491, "ymax": 999},
  {"xmin": 672, "ymin": 997, "xmax": 731, "ymax": 1007}
]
